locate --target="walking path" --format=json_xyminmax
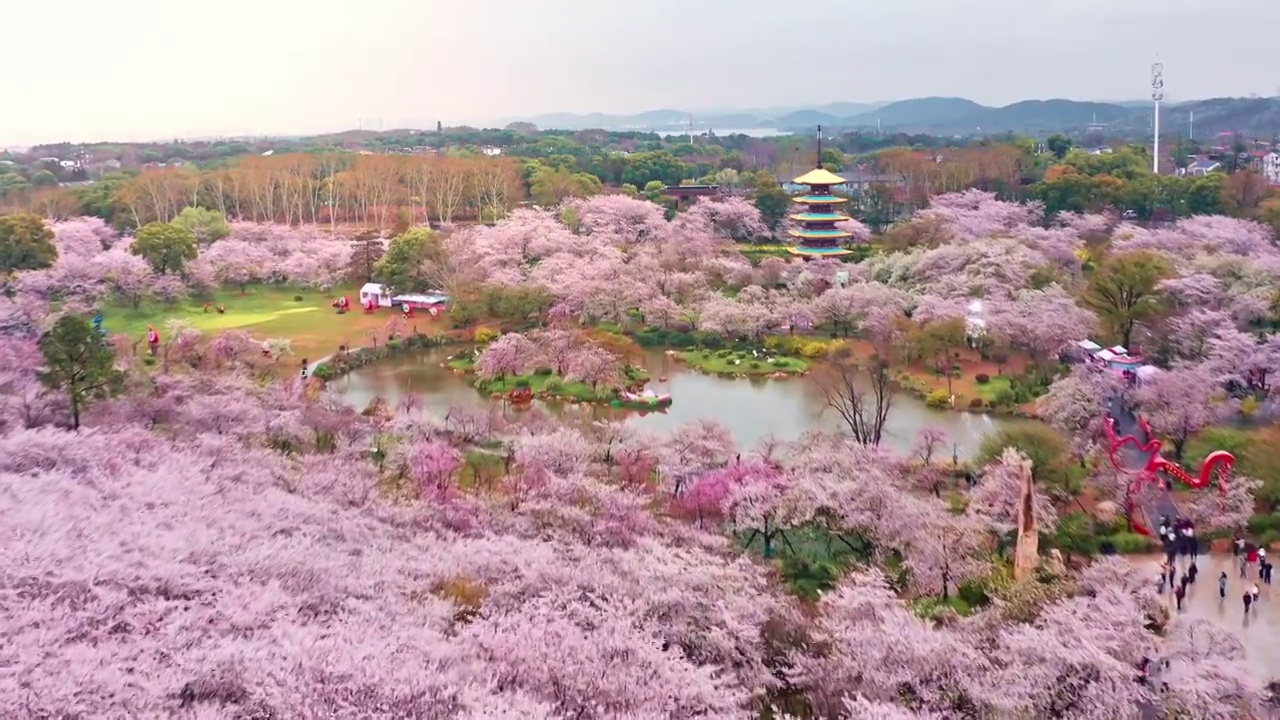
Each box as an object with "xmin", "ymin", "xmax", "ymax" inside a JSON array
[
  {"xmin": 1136, "ymin": 553, "xmax": 1279, "ymax": 679},
  {"xmin": 1108, "ymin": 396, "xmax": 1177, "ymax": 530}
]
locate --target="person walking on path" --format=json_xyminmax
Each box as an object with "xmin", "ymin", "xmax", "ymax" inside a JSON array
[
  {"xmin": 1187, "ymin": 561, "xmax": 1198, "ymax": 585},
  {"xmin": 1218, "ymin": 571, "xmax": 1228, "ymax": 599},
  {"xmin": 1244, "ymin": 590, "xmax": 1253, "ymax": 615},
  {"xmin": 1240, "ymin": 554, "xmax": 1249, "ymax": 578},
  {"xmin": 1263, "ymin": 560, "xmax": 1273, "ymax": 585},
  {"xmin": 1168, "ymin": 564, "xmax": 1177, "ymax": 588},
  {"xmin": 1234, "ymin": 535, "xmax": 1244, "ymax": 557},
  {"xmin": 1174, "ymin": 583, "xmax": 1186, "ymax": 611},
  {"xmin": 1251, "ymin": 583, "xmax": 1261, "ymax": 605}
]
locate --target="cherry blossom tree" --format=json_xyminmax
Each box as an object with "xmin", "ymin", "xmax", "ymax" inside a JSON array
[
  {"xmin": 408, "ymin": 437, "xmax": 463, "ymax": 495},
  {"xmin": 564, "ymin": 344, "xmax": 619, "ymax": 390},
  {"xmin": 473, "ymin": 333, "xmax": 539, "ymax": 380},
  {"xmin": 1135, "ymin": 365, "xmax": 1233, "ymax": 461},
  {"xmin": 793, "ymin": 570, "xmax": 993, "ymax": 717},
  {"xmin": 1037, "ymin": 367, "xmax": 1122, "ymax": 457},
  {"xmin": 677, "ymin": 195, "xmax": 768, "ymax": 241}
]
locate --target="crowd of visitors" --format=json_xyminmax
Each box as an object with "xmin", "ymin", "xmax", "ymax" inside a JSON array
[{"xmin": 1155, "ymin": 518, "xmax": 1271, "ymax": 616}]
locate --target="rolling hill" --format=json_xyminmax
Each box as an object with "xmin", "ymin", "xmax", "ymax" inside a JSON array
[
  {"xmin": 509, "ymin": 96, "xmax": 1280, "ymax": 138},
  {"xmin": 955, "ymin": 100, "xmax": 1132, "ymax": 133},
  {"xmin": 845, "ymin": 97, "xmax": 990, "ymax": 129}
]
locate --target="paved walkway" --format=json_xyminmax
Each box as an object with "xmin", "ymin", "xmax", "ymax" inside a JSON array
[{"xmin": 1136, "ymin": 553, "xmax": 1278, "ymax": 679}]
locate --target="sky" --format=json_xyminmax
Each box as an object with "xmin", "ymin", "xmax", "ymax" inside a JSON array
[{"xmin": 5, "ymin": 0, "xmax": 1279, "ymax": 146}]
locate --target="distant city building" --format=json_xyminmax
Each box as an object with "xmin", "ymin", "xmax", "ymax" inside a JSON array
[
  {"xmin": 787, "ymin": 167, "xmax": 855, "ymax": 258},
  {"xmin": 1262, "ymin": 151, "xmax": 1280, "ymax": 185}
]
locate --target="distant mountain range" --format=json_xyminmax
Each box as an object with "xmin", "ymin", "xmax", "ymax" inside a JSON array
[{"xmin": 511, "ymin": 96, "xmax": 1280, "ymax": 138}]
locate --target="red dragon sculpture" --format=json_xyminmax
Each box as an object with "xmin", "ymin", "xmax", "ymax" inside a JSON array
[{"xmin": 1102, "ymin": 414, "xmax": 1234, "ymax": 537}]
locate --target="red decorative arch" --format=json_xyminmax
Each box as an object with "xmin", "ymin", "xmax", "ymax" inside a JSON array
[{"xmin": 1102, "ymin": 413, "xmax": 1234, "ymax": 536}]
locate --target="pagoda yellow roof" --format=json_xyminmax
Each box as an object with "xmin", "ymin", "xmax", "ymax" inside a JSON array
[
  {"xmin": 792, "ymin": 168, "xmax": 848, "ymax": 186},
  {"xmin": 788, "ymin": 246, "xmax": 854, "ymax": 257},
  {"xmin": 787, "ymin": 228, "xmax": 853, "ymax": 240}
]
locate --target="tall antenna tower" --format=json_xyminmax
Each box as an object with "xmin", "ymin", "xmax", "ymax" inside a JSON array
[
  {"xmin": 1151, "ymin": 62, "xmax": 1164, "ymax": 173},
  {"xmin": 687, "ymin": 114, "xmax": 694, "ymax": 145}
]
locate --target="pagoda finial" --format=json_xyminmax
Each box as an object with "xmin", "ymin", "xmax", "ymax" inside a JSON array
[{"xmin": 816, "ymin": 124, "xmax": 823, "ymax": 168}]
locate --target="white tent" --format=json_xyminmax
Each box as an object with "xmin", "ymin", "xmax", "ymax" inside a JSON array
[
  {"xmin": 360, "ymin": 282, "xmax": 393, "ymax": 308},
  {"xmin": 1109, "ymin": 345, "xmax": 1128, "ymax": 356},
  {"xmin": 1076, "ymin": 340, "xmax": 1103, "ymax": 352},
  {"xmin": 1094, "ymin": 349, "xmax": 1117, "ymax": 362}
]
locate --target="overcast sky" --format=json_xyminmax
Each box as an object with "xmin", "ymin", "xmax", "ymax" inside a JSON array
[{"xmin": 5, "ymin": 0, "xmax": 1278, "ymax": 145}]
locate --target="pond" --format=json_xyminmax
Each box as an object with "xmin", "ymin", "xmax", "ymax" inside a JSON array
[{"xmin": 328, "ymin": 347, "xmax": 1038, "ymax": 459}]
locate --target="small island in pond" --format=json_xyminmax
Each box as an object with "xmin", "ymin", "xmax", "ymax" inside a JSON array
[
  {"xmin": 446, "ymin": 330, "xmax": 651, "ymax": 404},
  {"xmin": 675, "ymin": 348, "xmax": 808, "ymax": 378}
]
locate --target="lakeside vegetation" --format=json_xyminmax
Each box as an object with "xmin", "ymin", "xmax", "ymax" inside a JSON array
[
  {"xmin": 676, "ymin": 348, "xmax": 808, "ymax": 376},
  {"xmin": 446, "ymin": 347, "xmax": 650, "ymax": 404}
]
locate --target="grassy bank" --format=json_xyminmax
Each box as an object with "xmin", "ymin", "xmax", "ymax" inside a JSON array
[
  {"xmin": 448, "ymin": 351, "xmax": 649, "ymax": 404},
  {"xmin": 676, "ymin": 348, "xmax": 807, "ymax": 376}
]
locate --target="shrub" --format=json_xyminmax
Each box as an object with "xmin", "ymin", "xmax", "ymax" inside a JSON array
[
  {"xmin": 293, "ymin": 295, "xmax": 304, "ymax": 302},
  {"xmin": 1105, "ymin": 532, "xmax": 1154, "ymax": 554},
  {"xmin": 925, "ymin": 390, "xmax": 951, "ymax": 409},
  {"xmin": 993, "ymin": 387, "xmax": 1016, "ymax": 406},
  {"xmin": 798, "ymin": 341, "xmax": 828, "ymax": 359},
  {"xmin": 1241, "ymin": 395, "xmax": 1260, "ymax": 418},
  {"xmin": 543, "ymin": 378, "xmax": 563, "ymax": 393},
  {"xmin": 386, "ymin": 339, "xmax": 402, "ymax": 351},
  {"xmin": 312, "ymin": 363, "xmax": 334, "ymax": 380},
  {"xmin": 749, "ymin": 361, "xmax": 761, "ymax": 369},
  {"xmin": 514, "ymin": 378, "xmax": 531, "ymax": 388},
  {"xmin": 668, "ymin": 331, "xmax": 695, "ymax": 347},
  {"xmin": 1247, "ymin": 512, "xmax": 1280, "ymax": 537},
  {"xmin": 533, "ymin": 367, "xmax": 553, "ymax": 376},
  {"xmin": 957, "ymin": 580, "xmax": 990, "ymax": 609},
  {"xmin": 473, "ymin": 327, "xmax": 499, "ymax": 344},
  {"xmin": 968, "ymin": 397, "xmax": 984, "ymax": 408},
  {"xmin": 701, "ymin": 335, "xmax": 724, "ymax": 350},
  {"xmin": 975, "ymin": 373, "xmax": 990, "ymax": 384}
]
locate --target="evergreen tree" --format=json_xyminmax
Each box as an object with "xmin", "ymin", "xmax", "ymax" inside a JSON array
[{"xmin": 37, "ymin": 314, "xmax": 124, "ymax": 429}]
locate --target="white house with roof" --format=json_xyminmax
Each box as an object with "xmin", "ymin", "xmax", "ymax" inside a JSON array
[
  {"xmin": 1263, "ymin": 151, "xmax": 1280, "ymax": 186},
  {"xmin": 1184, "ymin": 158, "xmax": 1223, "ymax": 176}
]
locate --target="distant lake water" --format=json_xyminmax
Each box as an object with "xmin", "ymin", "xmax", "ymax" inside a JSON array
[{"xmin": 661, "ymin": 128, "xmax": 792, "ymax": 138}]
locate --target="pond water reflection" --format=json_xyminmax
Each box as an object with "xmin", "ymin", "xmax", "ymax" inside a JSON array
[{"xmin": 329, "ymin": 347, "xmax": 1037, "ymax": 459}]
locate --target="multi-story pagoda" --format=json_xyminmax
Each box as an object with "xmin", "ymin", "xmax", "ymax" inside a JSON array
[{"xmin": 787, "ymin": 167, "xmax": 854, "ymax": 258}]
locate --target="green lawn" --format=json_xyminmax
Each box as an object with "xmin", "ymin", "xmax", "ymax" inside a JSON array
[
  {"xmin": 477, "ymin": 374, "xmax": 611, "ymax": 402},
  {"xmin": 973, "ymin": 374, "xmax": 1013, "ymax": 404},
  {"xmin": 677, "ymin": 349, "xmax": 807, "ymax": 376},
  {"xmin": 99, "ymin": 284, "xmax": 403, "ymax": 366}
]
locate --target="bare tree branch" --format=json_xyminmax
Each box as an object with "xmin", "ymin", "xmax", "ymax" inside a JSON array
[{"xmin": 815, "ymin": 350, "xmax": 895, "ymax": 446}]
